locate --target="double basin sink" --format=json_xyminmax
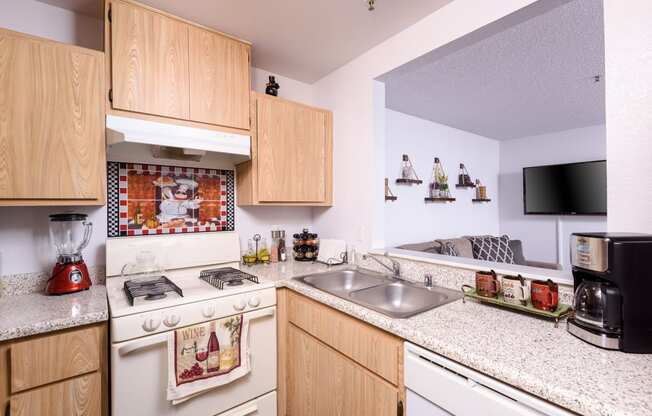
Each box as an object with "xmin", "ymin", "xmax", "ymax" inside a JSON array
[{"xmin": 295, "ymin": 269, "xmax": 462, "ymax": 319}]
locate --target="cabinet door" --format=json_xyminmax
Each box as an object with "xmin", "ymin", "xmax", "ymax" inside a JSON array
[
  {"xmin": 189, "ymin": 26, "xmax": 250, "ymax": 130},
  {"xmin": 257, "ymin": 97, "xmax": 327, "ymax": 202},
  {"xmin": 0, "ymin": 30, "xmax": 105, "ymax": 201},
  {"xmin": 287, "ymin": 324, "xmax": 397, "ymax": 416},
  {"xmin": 10, "ymin": 373, "xmax": 101, "ymax": 416},
  {"xmin": 111, "ymin": 0, "xmax": 190, "ymax": 119}
]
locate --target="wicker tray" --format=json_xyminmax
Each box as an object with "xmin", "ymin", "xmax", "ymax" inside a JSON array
[{"xmin": 461, "ymin": 285, "xmax": 572, "ymax": 327}]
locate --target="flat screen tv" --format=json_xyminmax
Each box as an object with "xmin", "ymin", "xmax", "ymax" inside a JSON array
[{"xmin": 523, "ymin": 160, "xmax": 607, "ymax": 215}]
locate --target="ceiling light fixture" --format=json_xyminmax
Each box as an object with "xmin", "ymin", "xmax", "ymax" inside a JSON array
[{"xmin": 367, "ymin": 0, "xmax": 375, "ymax": 11}]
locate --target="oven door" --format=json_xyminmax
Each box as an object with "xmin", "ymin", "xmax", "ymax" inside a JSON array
[{"xmin": 111, "ymin": 306, "xmax": 277, "ymax": 416}]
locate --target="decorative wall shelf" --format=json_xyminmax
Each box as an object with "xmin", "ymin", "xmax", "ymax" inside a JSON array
[
  {"xmin": 385, "ymin": 178, "xmax": 398, "ymax": 201},
  {"xmin": 425, "ymin": 197, "xmax": 456, "ymax": 203},
  {"xmin": 472, "ymin": 198, "xmax": 491, "ymax": 203},
  {"xmin": 455, "ymin": 184, "xmax": 476, "ymax": 189},
  {"xmin": 396, "ymin": 178, "xmax": 423, "ymax": 185}
]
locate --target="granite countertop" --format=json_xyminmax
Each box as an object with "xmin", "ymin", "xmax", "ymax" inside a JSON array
[
  {"xmin": 245, "ymin": 260, "xmax": 652, "ymax": 416},
  {"xmin": 0, "ymin": 285, "xmax": 109, "ymax": 342}
]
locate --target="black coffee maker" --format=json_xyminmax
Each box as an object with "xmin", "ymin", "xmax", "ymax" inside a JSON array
[{"xmin": 568, "ymin": 233, "xmax": 652, "ymax": 353}]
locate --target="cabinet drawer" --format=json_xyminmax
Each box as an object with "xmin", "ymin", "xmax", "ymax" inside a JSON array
[
  {"xmin": 287, "ymin": 291, "xmax": 401, "ymax": 385},
  {"xmin": 10, "ymin": 372, "xmax": 101, "ymax": 416},
  {"xmin": 11, "ymin": 325, "xmax": 101, "ymax": 393}
]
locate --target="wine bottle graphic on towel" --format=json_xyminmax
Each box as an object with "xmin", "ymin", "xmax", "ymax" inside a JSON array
[{"xmin": 207, "ymin": 322, "xmax": 220, "ymax": 373}]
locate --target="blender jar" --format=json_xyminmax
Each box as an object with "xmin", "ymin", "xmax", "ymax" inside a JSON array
[{"xmin": 49, "ymin": 213, "xmax": 93, "ymax": 263}]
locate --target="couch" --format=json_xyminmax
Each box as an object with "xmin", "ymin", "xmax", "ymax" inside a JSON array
[{"xmin": 396, "ymin": 236, "xmax": 560, "ymax": 270}]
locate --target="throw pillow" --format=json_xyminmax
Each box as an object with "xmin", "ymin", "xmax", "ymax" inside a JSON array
[
  {"xmin": 439, "ymin": 241, "xmax": 458, "ymax": 257},
  {"xmin": 468, "ymin": 235, "xmax": 515, "ymax": 264}
]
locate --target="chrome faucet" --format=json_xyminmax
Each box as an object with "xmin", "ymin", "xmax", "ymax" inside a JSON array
[
  {"xmin": 363, "ymin": 252, "xmax": 402, "ymax": 279},
  {"xmin": 424, "ymin": 273, "xmax": 433, "ymax": 288}
]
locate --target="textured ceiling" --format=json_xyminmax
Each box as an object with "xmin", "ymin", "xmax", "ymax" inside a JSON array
[
  {"xmin": 383, "ymin": 0, "xmax": 605, "ymax": 141},
  {"xmin": 37, "ymin": 0, "xmax": 453, "ymax": 83}
]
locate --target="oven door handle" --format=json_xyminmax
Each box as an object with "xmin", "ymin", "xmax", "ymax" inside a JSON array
[
  {"xmin": 118, "ymin": 332, "xmax": 168, "ymax": 356},
  {"xmin": 230, "ymin": 405, "xmax": 258, "ymax": 416}
]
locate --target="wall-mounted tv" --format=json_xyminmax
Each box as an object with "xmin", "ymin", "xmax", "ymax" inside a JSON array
[{"xmin": 523, "ymin": 160, "xmax": 607, "ymax": 216}]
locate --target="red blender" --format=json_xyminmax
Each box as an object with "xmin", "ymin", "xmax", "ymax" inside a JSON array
[{"xmin": 47, "ymin": 213, "xmax": 93, "ymax": 295}]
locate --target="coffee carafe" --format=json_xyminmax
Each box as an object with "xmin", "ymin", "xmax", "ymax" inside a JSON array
[{"xmin": 568, "ymin": 233, "xmax": 652, "ymax": 353}]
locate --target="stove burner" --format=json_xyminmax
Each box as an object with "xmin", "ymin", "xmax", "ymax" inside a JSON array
[
  {"xmin": 124, "ymin": 276, "xmax": 183, "ymax": 306},
  {"xmin": 199, "ymin": 267, "xmax": 259, "ymax": 290}
]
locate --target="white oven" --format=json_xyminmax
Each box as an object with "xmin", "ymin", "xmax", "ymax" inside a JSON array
[
  {"xmin": 111, "ymin": 305, "xmax": 277, "ymax": 416},
  {"xmin": 106, "ymin": 233, "xmax": 278, "ymax": 416}
]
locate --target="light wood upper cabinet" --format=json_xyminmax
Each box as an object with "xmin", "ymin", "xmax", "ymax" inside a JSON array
[
  {"xmin": 107, "ymin": 0, "xmax": 251, "ymax": 131},
  {"xmin": 110, "ymin": 0, "xmax": 190, "ymax": 120},
  {"xmin": 0, "ymin": 29, "xmax": 105, "ymax": 205},
  {"xmin": 237, "ymin": 93, "xmax": 333, "ymax": 206},
  {"xmin": 189, "ymin": 26, "xmax": 251, "ymax": 129}
]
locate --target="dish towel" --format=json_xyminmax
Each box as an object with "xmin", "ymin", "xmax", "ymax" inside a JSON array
[
  {"xmin": 317, "ymin": 239, "xmax": 347, "ymax": 264},
  {"xmin": 167, "ymin": 314, "xmax": 251, "ymax": 404}
]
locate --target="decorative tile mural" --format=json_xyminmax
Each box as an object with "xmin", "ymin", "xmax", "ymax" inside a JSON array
[{"xmin": 107, "ymin": 162, "xmax": 235, "ymax": 237}]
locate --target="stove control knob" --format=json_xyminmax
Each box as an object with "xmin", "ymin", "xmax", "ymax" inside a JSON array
[
  {"xmin": 202, "ymin": 305, "xmax": 216, "ymax": 318},
  {"xmin": 248, "ymin": 296, "xmax": 261, "ymax": 308},
  {"xmin": 163, "ymin": 314, "xmax": 181, "ymax": 327},
  {"xmin": 233, "ymin": 299, "xmax": 247, "ymax": 311},
  {"xmin": 142, "ymin": 317, "xmax": 161, "ymax": 332}
]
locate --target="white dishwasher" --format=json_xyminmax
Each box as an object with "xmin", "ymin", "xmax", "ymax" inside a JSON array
[{"xmin": 404, "ymin": 343, "xmax": 574, "ymax": 416}]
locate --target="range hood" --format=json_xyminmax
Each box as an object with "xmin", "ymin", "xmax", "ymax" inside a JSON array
[{"xmin": 106, "ymin": 115, "xmax": 251, "ymax": 162}]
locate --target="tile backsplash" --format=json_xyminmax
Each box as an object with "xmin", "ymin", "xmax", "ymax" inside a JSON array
[{"xmin": 107, "ymin": 162, "xmax": 235, "ymax": 237}]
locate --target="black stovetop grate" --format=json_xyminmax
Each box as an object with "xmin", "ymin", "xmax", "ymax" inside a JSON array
[
  {"xmin": 199, "ymin": 267, "xmax": 259, "ymax": 290},
  {"xmin": 123, "ymin": 276, "xmax": 183, "ymax": 306}
]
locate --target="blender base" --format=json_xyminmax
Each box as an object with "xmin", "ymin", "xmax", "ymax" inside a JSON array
[{"xmin": 46, "ymin": 261, "xmax": 92, "ymax": 295}]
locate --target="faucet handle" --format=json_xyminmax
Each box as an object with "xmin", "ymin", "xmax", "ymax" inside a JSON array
[{"xmin": 424, "ymin": 274, "xmax": 433, "ymax": 288}]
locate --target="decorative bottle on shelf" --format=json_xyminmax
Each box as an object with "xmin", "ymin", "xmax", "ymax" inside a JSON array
[
  {"xmin": 475, "ymin": 179, "xmax": 488, "ymax": 200},
  {"xmin": 401, "ymin": 154, "xmax": 412, "ymax": 180},
  {"xmin": 458, "ymin": 163, "xmax": 473, "ymax": 186},
  {"xmin": 206, "ymin": 321, "xmax": 220, "ymax": 373},
  {"xmin": 429, "ymin": 158, "xmax": 450, "ymax": 198}
]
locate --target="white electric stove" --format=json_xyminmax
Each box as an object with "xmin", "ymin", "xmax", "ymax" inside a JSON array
[{"xmin": 106, "ymin": 232, "xmax": 277, "ymax": 416}]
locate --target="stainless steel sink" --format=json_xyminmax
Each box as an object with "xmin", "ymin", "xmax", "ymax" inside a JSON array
[
  {"xmin": 298, "ymin": 269, "xmax": 391, "ymax": 294},
  {"xmin": 294, "ymin": 268, "xmax": 462, "ymax": 318},
  {"xmin": 349, "ymin": 281, "xmax": 461, "ymax": 319}
]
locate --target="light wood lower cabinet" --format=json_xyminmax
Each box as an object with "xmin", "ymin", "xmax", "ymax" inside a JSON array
[
  {"xmin": 0, "ymin": 323, "xmax": 108, "ymax": 416},
  {"xmin": 278, "ymin": 289, "xmax": 404, "ymax": 416},
  {"xmin": 0, "ymin": 28, "xmax": 106, "ymax": 205},
  {"xmin": 10, "ymin": 373, "xmax": 101, "ymax": 416},
  {"xmin": 237, "ymin": 93, "xmax": 333, "ymax": 206},
  {"xmin": 287, "ymin": 324, "xmax": 398, "ymax": 416}
]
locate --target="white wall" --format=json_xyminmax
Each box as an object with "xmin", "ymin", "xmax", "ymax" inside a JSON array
[
  {"xmin": 499, "ymin": 125, "xmax": 607, "ymax": 268},
  {"xmin": 604, "ymin": 0, "xmax": 652, "ymax": 233},
  {"xmin": 384, "ymin": 109, "xmax": 500, "ymax": 247},
  {"xmin": 0, "ymin": 0, "xmax": 102, "ymax": 50},
  {"xmin": 310, "ymin": 0, "xmax": 541, "ymax": 250}
]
